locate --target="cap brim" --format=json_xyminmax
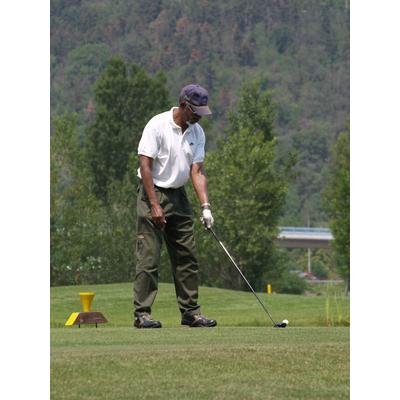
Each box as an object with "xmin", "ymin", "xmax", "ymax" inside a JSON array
[{"xmin": 191, "ymin": 104, "xmax": 212, "ymax": 116}]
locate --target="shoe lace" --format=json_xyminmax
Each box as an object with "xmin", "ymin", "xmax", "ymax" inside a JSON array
[{"xmin": 139, "ymin": 313, "xmax": 152, "ymax": 321}]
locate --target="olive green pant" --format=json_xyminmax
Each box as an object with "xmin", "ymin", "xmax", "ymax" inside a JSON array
[{"xmin": 134, "ymin": 183, "xmax": 201, "ymax": 318}]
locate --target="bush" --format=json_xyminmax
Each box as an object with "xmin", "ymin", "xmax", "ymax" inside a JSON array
[
  {"xmin": 312, "ymin": 259, "xmax": 329, "ymax": 279},
  {"xmin": 273, "ymin": 271, "xmax": 308, "ymax": 294}
]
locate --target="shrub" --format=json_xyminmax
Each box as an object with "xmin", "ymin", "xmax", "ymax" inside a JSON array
[{"xmin": 273, "ymin": 271, "xmax": 308, "ymax": 294}]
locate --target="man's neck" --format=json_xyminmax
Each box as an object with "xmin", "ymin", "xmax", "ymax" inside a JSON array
[{"xmin": 173, "ymin": 108, "xmax": 188, "ymax": 132}]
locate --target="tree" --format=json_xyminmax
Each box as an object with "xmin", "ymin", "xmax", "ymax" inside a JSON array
[
  {"xmin": 52, "ymin": 43, "xmax": 111, "ymax": 116},
  {"xmin": 190, "ymin": 81, "xmax": 290, "ymax": 291},
  {"xmin": 229, "ymin": 79, "xmax": 276, "ymax": 142},
  {"xmin": 290, "ymin": 121, "xmax": 332, "ymax": 225},
  {"xmin": 324, "ymin": 126, "xmax": 350, "ymax": 292},
  {"xmin": 86, "ymin": 57, "xmax": 170, "ymax": 202},
  {"xmin": 51, "ymin": 0, "xmax": 350, "ymax": 227},
  {"xmin": 51, "ymin": 114, "xmax": 105, "ymax": 285},
  {"xmin": 51, "ymin": 59, "xmax": 171, "ymax": 286},
  {"xmin": 51, "ymin": 114, "xmax": 139, "ymax": 286}
]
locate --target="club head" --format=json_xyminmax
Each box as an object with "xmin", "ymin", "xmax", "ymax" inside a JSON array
[{"xmin": 274, "ymin": 321, "xmax": 287, "ymax": 328}]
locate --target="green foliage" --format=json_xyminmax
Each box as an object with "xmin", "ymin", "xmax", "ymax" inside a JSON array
[
  {"xmin": 273, "ymin": 270, "xmax": 309, "ymax": 295},
  {"xmin": 85, "ymin": 57, "xmax": 170, "ymax": 202},
  {"xmin": 50, "ymin": 78, "xmax": 297, "ymax": 291},
  {"xmin": 229, "ymin": 79, "xmax": 276, "ymax": 141},
  {"xmin": 50, "ymin": 49, "xmax": 345, "ymax": 293},
  {"xmin": 51, "ymin": 0, "xmax": 349, "ymax": 226},
  {"xmin": 189, "ymin": 83, "xmax": 290, "ymax": 292},
  {"xmin": 311, "ymin": 249, "xmax": 333, "ymax": 279},
  {"xmin": 323, "ymin": 126, "xmax": 350, "ymax": 289},
  {"xmin": 51, "ymin": 57, "xmax": 172, "ymax": 285},
  {"xmin": 289, "ymin": 121, "xmax": 333, "ymax": 225},
  {"xmin": 51, "ymin": 115, "xmax": 138, "ymax": 286},
  {"xmin": 51, "ymin": 43, "xmax": 112, "ymax": 122},
  {"xmin": 51, "ymin": 114, "xmax": 104, "ymax": 285},
  {"xmin": 51, "ymin": 59, "xmax": 170, "ymax": 286}
]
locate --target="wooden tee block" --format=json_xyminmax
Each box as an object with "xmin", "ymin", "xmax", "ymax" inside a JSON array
[{"xmin": 65, "ymin": 311, "xmax": 108, "ymax": 327}]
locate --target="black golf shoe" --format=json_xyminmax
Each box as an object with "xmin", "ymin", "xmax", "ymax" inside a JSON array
[
  {"xmin": 134, "ymin": 313, "xmax": 162, "ymax": 329},
  {"xmin": 181, "ymin": 314, "xmax": 217, "ymax": 327}
]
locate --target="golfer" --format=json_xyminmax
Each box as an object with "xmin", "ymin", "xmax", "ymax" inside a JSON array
[{"xmin": 134, "ymin": 84, "xmax": 217, "ymax": 329}]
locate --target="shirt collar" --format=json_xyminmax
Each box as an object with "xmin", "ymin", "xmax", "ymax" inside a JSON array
[{"xmin": 169, "ymin": 107, "xmax": 195, "ymax": 133}]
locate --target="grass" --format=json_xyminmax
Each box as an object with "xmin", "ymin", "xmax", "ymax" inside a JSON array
[
  {"xmin": 51, "ymin": 282, "xmax": 349, "ymax": 399},
  {"xmin": 51, "ymin": 282, "xmax": 349, "ymax": 328}
]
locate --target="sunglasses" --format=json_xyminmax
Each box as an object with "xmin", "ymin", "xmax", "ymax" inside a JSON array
[{"xmin": 186, "ymin": 102, "xmax": 201, "ymax": 118}]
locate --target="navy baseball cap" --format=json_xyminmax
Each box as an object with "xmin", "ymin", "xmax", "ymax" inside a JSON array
[{"xmin": 179, "ymin": 84, "xmax": 212, "ymax": 116}]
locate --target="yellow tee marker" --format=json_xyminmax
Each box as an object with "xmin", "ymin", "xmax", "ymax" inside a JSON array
[
  {"xmin": 64, "ymin": 292, "xmax": 107, "ymax": 328},
  {"xmin": 267, "ymin": 284, "xmax": 272, "ymax": 295},
  {"xmin": 64, "ymin": 312, "xmax": 80, "ymax": 326}
]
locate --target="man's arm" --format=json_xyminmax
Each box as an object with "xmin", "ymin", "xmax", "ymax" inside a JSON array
[
  {"xmin": 139, "ymin": 155, "xmax": 166, "ymax": 228},
  {"xmin": 191, "ymin": 162, "xmax": 214, "ymax": 228},
  {"xmin": 190, "ymin": 162, "xmax": 209, "ymax": 206}
]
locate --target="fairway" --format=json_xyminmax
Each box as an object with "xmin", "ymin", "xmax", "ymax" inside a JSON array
[{"xmin": 51, "ymin": 283, "xmax": 349, "ymax": 399}]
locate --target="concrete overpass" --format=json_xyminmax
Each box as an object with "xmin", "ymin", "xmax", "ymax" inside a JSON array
[{"xmin": 277, "ymin": 227, "xmax": 333, "ymax": 249}]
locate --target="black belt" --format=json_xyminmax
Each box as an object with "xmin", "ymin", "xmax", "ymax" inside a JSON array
[
  {"xmin": 139, "ymin": 180, "xmax": 182, "ymax": 191},
  {"xmin": 155, "ymin": 184, "xmax": 183, "ymax": 191}
]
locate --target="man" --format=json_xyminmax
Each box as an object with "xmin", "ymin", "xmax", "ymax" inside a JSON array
[{"xmin": 134, "ymin": 84, "xmax": 217, "ymax": 329}]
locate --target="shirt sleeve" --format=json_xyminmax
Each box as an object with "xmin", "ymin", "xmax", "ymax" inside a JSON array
[
  {"xmin": 138, "ymin": 118, "xmax": 159, "ymax": 159},
  {"xmin": 192, "ymin": 126, "xmax": 205, "ymax": 163}
]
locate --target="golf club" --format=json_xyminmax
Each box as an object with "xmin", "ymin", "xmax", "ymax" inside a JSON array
[{"xmin": 207, "ymin": 227, "xmax": 288, "ymax": 328}]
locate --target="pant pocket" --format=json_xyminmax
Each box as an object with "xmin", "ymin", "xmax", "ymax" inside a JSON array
[{"xmin": 136, "ymin": 234, "xmax": 145, "ymax": 257}]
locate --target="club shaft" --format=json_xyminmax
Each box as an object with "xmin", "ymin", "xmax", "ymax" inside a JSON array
[{"xmin": 209, "ymin": 228, "xmax": 277, "ymax": 325}]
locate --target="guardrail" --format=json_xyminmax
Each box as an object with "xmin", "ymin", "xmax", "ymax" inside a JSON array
[{"xmin": 279, "ymin": 227, "xmax": 332, "ymax": 233}]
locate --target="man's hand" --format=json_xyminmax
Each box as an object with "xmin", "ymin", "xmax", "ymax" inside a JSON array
[
  {"xmin": 151, "ymin": 203, "xmax": 167, "ymax": 229},
  {"xmin": 139, "ymin": 155, "xmax": 166, "ymax": 230},
  {"xmin": 200, "ymin": 207, "xmax": 214, "ymax": 229},
  {"xmin": 191, "ymin": 163, "xmax": 213, "ymax": 229}
]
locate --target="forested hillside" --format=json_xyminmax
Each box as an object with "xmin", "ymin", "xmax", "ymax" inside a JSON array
[{"xmin": 51, "ymin": 0, "xmax": 349, "ymax": 226}]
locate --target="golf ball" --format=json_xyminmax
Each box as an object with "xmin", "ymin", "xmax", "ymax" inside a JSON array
[{"xmin": 282, "ymin": 319, "xmax": 289, "ymax": 325}]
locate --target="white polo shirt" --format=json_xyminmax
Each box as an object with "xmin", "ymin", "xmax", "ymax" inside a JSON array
[{"xmin": 137, "ymin": 107, "xmax": 206, "ymax": 188}]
